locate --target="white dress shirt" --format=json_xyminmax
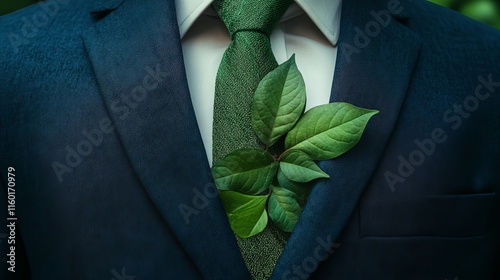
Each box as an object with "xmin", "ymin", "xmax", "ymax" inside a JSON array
[{"xmin": 176, "ymin": 0, "xmax": 342, "ymax": 165}]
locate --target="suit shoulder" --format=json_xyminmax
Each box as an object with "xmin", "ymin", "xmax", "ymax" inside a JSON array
[
  {"xmin": 400, "ymin": 0, "xmax": 500, "ymax": 65},
  {"xmin": 0, "ymin": 0, "xmax": 94, "ymax": 91},
  {"xmin": 0, "ymin": 0, "xmax": 91, "ymax": 60},
  {"xmin": 406, "ymin": 0, "xmax": 500, "ymax": 45},
  {"xmin": 0, "ymin": 0, "xmax": 89, "ymax": 33}
]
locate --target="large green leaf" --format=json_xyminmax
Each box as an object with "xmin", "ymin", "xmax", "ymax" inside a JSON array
[
  {"xmin": 212, "ymin": 148, "xmax": 278, "ymax": 195},
  {"xmin": 280, "ymin": 150, "xmax": 330, "ymax": 183},
  {"xmin": 268, "ymin": 187, "xmax": 302, "ymax": 232},
  {"xmin": 277, "ymin": 170, "xmax": 311, "ymax": 201},
  {"xmin": 285, "ymin": 103, "xmax": 378, "ymax": 160},
  {"xmin": 251, "ymin": 55, "xmax": 306, "ymax": 147},
  {"xmin": 219, "ymin": 191, "xmax": 269, "ymax": 238}
]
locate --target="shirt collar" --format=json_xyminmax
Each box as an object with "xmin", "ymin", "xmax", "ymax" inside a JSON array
[{"xmin": 175, "ymin": 0, "xmax": 341, "ymax": 45}]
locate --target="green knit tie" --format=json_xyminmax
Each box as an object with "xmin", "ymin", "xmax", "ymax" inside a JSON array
[{"xmin": 212, "ymin": 0, "xmax": 293, "ymax": 278}]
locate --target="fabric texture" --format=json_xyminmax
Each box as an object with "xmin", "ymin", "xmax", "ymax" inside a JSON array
[
  {"xmin": 0, "ymin": 0, "xmax": 499, "ymax": 279},
  {"xmin": 212, "ymin": 0, "xmax": 294, "ymax": 278},
  {"xmin": 212, "ymin": 0, "xmax": 293, "ymax": 162}
]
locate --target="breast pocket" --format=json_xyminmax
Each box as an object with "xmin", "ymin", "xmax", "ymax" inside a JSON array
[{"xmin": 359, "ymin": 192, "xmax": 496, "ymax": 237}]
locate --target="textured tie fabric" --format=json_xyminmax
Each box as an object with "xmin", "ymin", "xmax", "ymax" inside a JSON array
[{"xmin": 212, "ymin": 0, "xmax": 294, "ymax": 278}]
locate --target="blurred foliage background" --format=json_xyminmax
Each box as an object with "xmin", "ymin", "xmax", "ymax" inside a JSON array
[
  {"xmin": 0, "ymin": 0, "xmax": 38, "ymax": 16},
  {"xmin": 430, "ymin": 0, "xmax": 500, "ymax": 28},
  {"xmin": 0, "ymin": 0, "xmax": 499, "ymax": 28}
]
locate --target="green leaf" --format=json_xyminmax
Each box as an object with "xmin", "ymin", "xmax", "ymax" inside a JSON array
[
  {"xmin": 277, "ymin": 170, "xmax": 311, "ymax": 201},
  {"xmin": 251, "ymin": 55, "xmax": 306, "ymax": 147},
  {"xmin": 268, "ymin": 187, "xmax": 302, "ymax": 232},
  {"xmin": 212, "ymin": 148, "xmax": 278, "ymax": 195},
  {"xmin": 280, "ymin": 150, "xmax": 330, "ymax": 183},
  {"xmin": 219, "ymin": 191, "xmax": 269, "ymax": 238},
  {"xmin": 285, "ymin": 102, "xmax": 378, "ymax": 160}
]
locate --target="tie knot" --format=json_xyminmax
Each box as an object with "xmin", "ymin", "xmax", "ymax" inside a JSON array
[{"xmin": 213, "ymin": 0, "xmax": 293, "ymax": 37}]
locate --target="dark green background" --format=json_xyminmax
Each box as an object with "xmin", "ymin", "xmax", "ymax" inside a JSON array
[
  {"xmin": 430, "ymin": 0, "xmax": 500, "ymax": 28},
  {"xmin": 0, "ymin": 0, "xmax": 39, "ymax": 16},
  {"xmin": 0, "ymin": 0, "xmax": 499, "ymax": 27}
]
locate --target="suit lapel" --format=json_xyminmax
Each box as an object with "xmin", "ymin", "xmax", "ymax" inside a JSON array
[
  {"xmin": 81, "ymin": 0, "xmax": 249, "ymax": 278},
  {"xmin": 272, "ymin": 0, "xmax": 421, "ymax": 278}
]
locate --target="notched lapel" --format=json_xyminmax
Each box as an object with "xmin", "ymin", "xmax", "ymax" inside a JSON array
[
  {"xmin": 89, "ymin": 0, "xmax": 125, "ymax": 14},
  {"xmin": 272, "ymin": 0, "xmax": 422, "ymax": 278},
  {"xmin": 81, "ymin": 0, "xmax": 249, "ymax": 278}
]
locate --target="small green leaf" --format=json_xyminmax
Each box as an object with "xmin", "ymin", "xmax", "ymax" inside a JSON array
[
  {"xmin": 280, "ymin": 150, "xmax": 330, "ymax": 182},
  {"xmin": 285, "ymin": 102, "xmax": 378, "ymax": 160},
  {"xmin": 219, "ymin": 191, "xmax": 269, "ymax": 238},
  {"xmin": 212, "ymin": 148, "xmax": 278, "ymax": 195},
  {"xmin": 251, "ymin": 55, "xmax": 306, "ymax": 147},
  {"xmin": 277, "ymin": 170, "xmax": 311, "ymax": 201},
  {"xmin": 268, "ymin": 187, "xmax": 302, "ymax": 232}
]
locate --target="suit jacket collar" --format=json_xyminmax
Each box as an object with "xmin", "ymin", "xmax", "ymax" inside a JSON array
[
  {"xmin": 175, "ymin": 0, "xmax": 342, "ymax": 45},
  {"xmin": 83, "ymin": 0, "xmax": 420, "ymax": 278}
]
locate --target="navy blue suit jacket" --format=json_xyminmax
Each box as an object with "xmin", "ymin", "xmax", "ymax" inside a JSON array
[{"xmin": 1, "ymin": 0, "xmax": 499, "ymax": 279}]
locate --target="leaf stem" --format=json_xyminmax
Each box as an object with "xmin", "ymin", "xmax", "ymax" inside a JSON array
[{"xmin": 277, "ymin": 149, "xmax": 293, "ymax": 162}]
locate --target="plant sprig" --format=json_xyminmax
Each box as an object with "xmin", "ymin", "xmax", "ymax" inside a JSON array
[{"xmin": 212, "ymin": 55, "xmax": 378, "ymax": 238}]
